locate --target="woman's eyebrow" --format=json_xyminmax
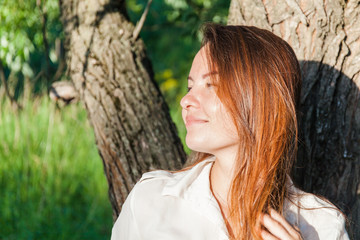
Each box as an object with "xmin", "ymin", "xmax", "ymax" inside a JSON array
[
  {"xmin": 202, "ymin": 71, "xmax": 218, "ymax": 79},
  {"xmin": 187, "ymin": 71, "xmax": 218, "ymax": 81}
]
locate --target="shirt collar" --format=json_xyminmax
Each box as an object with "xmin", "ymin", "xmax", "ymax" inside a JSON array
[
  {"xmin": 161, "ymin": 156, "xmax": 215, "ymax": 198},
  {"xmin": 161, "ymin": 156, "xmax": 229, "ymax": 238}
]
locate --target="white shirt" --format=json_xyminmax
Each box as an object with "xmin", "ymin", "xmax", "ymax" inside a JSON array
[{"xmin": 111, "ymin": 157, "xmax": 349, "ymax": 240}]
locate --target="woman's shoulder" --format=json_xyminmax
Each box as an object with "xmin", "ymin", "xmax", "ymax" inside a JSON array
[
  {"xmin": 129, "ymin": 169, "xmax": 188, "ymax": 202},
  {"xmin": 139, "ymin": 169, "xmax": 180, "ymax": 183},
  {"xmin": 285, "ymin": 186, "xmax": 349, "ymax": 239},
  {"xmin": 111, "ymin": 170, "xmax": 190, "ymax": 240},
  {"xmin": 136, "ymin": 169, "xmax": 186, "ymax": 187},
  {"xmin": 132, "ymin": 159, "xmax": 214, "ymax": 200},
  {"xmin": 132, "ymin": 170, "xmax": 173, "ymax": 194}
]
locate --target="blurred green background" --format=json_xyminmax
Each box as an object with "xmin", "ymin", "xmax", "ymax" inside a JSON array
[{"xmin": 0, "ymin": 0, "xmax": 229, "ymax": 239}]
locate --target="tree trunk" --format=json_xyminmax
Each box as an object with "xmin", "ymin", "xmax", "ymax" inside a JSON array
[
  {"xmin": 59, "ymin": 0, "xmax": 186, "ymax": 219},
  {"xmin": 228, "ymin": 0, "xmax": 360, "ymax": 237}
]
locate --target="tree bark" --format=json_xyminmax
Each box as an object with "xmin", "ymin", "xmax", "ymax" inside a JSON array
[
  {"xmin": 59, "ymin": 0, "xmax": 186, "ymax": 219},
  {"xmin": 228, "ymin": 0, "xmax": 360, "ymax": 237}
]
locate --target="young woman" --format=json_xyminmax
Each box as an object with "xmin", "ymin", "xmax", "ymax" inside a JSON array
[{"xmin": 111, "ymin": 24, "xmax": 349, "ymax": 240}]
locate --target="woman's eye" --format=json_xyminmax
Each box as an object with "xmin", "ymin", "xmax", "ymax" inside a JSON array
[{"xmin": 206, "ymin": 83, "xmax": 212, "ymax": 88}]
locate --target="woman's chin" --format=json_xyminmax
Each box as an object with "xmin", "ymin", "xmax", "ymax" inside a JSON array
[{"xmin": 185, "ymin": 137, "xmax": 213, "ymax": 154}]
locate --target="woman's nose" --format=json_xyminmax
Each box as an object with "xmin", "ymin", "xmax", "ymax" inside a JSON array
[{"xmin": 180, "ymin": 91, "xmax": 199, "ymax": 109}]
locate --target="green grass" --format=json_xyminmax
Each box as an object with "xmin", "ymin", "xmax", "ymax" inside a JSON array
[{"xmin": 0, "ymin": 97, "xmax": 113, "ymax": 240}]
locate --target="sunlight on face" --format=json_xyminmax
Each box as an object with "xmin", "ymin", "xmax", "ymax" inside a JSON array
[{"xmin": 180, "ymin": 48, "xmax": 239, "ymax": 155}]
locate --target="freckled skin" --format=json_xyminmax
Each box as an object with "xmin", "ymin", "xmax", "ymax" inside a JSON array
[{"xmin": 180, "ymin": 48, "xmax": 238, "ymax": 155}]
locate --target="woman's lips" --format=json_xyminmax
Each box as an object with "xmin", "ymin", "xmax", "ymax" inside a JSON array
[{"xmin": 185, "ymin": 116, "xmax": 209, "ymax": 127}]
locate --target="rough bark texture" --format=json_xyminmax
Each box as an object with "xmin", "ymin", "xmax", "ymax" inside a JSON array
[
  {"xmin": 59, "ymin": 0, "xmax": 186, "ymax": 219},
  {"xmin": 228, "ymin": 0, "xmax": 360, "ymax": 237}
]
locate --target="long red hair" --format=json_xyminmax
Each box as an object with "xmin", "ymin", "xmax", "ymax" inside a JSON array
[{"xmin": 184, "ymin": 24, "xmax": 302, "ymax": 239}]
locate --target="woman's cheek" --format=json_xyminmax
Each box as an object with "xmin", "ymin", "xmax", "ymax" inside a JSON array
[{"xmin": 216, "ymin": 104, "xmax": 239, "ymax": 142}]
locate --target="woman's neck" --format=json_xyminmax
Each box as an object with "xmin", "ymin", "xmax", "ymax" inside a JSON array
[
  {"xmin": 209, "ymin": 154, "xmax": 237, "ymax": 235},
  {"xmin": 209, "ymin": 151, "xmax": 237, "ymax": 210}
]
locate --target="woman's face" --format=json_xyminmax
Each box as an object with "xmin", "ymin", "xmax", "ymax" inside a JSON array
[{"xmin": 180, "ymin": 48, "xmax": 239, "ymax": 155}]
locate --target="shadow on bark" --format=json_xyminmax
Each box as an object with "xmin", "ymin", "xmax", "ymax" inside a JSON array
[{"xmin": 292, "ymin": 61, "xmax": 359, "ymax": 239}]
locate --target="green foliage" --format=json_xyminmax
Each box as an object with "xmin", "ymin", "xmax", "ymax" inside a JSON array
[
  {"xmin": 0, "ymin": 0, "xmax": 63, "ymax": 92},
  {"xmin": 0, "ymin": 97, "xmax": 112, "ymax": 239}
]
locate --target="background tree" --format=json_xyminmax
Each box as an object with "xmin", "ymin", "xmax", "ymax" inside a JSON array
[
  {"xmin": 58, "ymin": 0, "xmax": 187, "ymax": 218},
  {"xmin": 228, "ymin": 0, "xmax": 359, "ymax": 237}
]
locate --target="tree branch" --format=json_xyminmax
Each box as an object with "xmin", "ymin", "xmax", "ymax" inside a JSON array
[{"xmin": 132, "ymin": 0, "xmax": 152, "ymax": 41}]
